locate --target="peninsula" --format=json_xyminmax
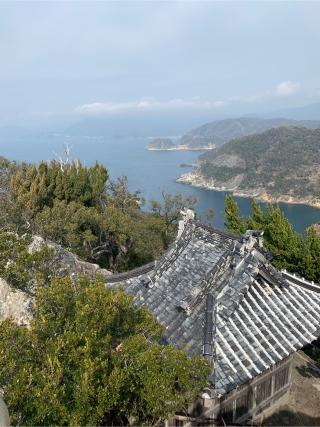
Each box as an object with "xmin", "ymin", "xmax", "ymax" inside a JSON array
[{"xmin": 177, "ymin": 126, "xmax": 320, "ymax": 208}]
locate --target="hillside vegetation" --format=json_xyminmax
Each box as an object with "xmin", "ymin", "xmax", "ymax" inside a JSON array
[
  {"xmin": 0, "ymin": 275, "xmax": 209, "ymax": 426},
  {"xmin": 0, "ymin": 156, "xmax": 195, "ymax": 272},
  {"xmin": 179, "ymin": 117, "xmax": 320, "ymax": 148},
  {"xmin": 0, "ymin": 155, "xmax": 207, "ymax": 425},
  {"xmin": 181, "ymin": 126, "xmax": 320, "ymax": 206}
]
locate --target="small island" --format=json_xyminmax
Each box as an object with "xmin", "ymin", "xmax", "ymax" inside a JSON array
[
  {"xmin": 146, "ymin": 138, "xmax": 176, "ymax": 151},
  {"xmin": 145, "ymin": 137, "xmax": 215, "ymax": 151}
]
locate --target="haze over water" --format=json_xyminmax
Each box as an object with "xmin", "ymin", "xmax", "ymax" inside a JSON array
[{"xmin": 2, "ymin": 135, "xmax": 320, "ymax": 234}]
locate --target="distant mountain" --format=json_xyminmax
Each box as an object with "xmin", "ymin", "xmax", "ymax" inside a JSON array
[
  {"xmin": 267, "ymin": 102, "xmax": 320, "ymax": 120},
  {"xmin": 178, "ymin": 126, "xmax": 320, "ymax": 208},
  {"xmin": 64, "ymin": 111, "xmax": 220, "ymax": 138},
  {"xmin": 178, "ymin": 117, "xmax": 320, "ymax": 148}
]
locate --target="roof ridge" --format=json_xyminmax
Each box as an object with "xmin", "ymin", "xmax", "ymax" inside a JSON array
[
  {"xmin": 106, "ymin": 261, "xmax": 155, "ymax": 283},
  {"xmin": 191, "ymin": 220, "xmax": 241, "ymax": 241},
  {"xmin": 282, "ymin": 270, "xmax": 320, "ymax": 293},
  {"xmin": 151, "ymin": 221, "xmax": 195, "ymax": 281}
]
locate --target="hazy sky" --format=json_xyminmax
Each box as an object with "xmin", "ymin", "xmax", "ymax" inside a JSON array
[{"xmin": 1, "ymin": 1, "xmax": 320, "ymax": 128}]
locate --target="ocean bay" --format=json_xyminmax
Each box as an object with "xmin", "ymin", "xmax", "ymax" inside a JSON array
[{"xmin": 1, "ymin": 134, "xmax": 320, "ymax": 233}]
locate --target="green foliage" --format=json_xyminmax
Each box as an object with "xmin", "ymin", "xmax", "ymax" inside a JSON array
[
  {"xmin": 303, "ymin": 226, "xmax": 320, "ymax": 282},
  {"xmin": 1, "ymin": 157, "xmax": 193, "ymax": 272},
  {"xmin": 0, "ymin": 156, "xmax": 28, "ymax": 193},
  {"xmin": 224, "ymin": 195, "xmax": 246, "ymax": 234},
  {"xmin": 225, "ymin": 196, "xmax": 320, "ymax": 283},
  {"xmin": 200, "ymin": 164, "xmax": 244, "ymax": 182},
  {"xmin": 246, "ymin": 199, "xmax": 266, "ymax": 230},
  {"xmin": 200, "ymin": 126, "xmax": 320, "ymax": 199},
  {"xmin": 150, "ymin": 192, "xmax": 197, "ymax": 248},
  {"xmin": 11, "ymin": 160, "xmax": 108, "ymax": 213},
  {"xmin": 262, "ymin": 205, "xmax": 305, "ymax": 272},
  {"xmin": 108, "ymin": 176, "xmax": 142, "ymax": 214},
  {"xmin": 0, "ymin": 193, "xmax": 32, "ymax": 234},
  {"xmin": 0, "ymin": 276, "xmax": 210, "ymax": 426},
  {"xmin": 0, "ymin": 232, "xmax": 54, "ymax": 291}
]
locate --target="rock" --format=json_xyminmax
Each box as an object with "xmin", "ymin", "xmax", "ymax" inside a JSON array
[
  {"xmin": 28, "ymin": 235, "xmax": 112, "ymax": 278},
  {"xmin": 0, "ymin": 399, "xmax": 9, "ymax": 427},
  {"xmin": 0, "ymin": 237, "xmax": 113, "ymax": 327},
  {"xmin": 314, "ymin": 224, "xmax": 320, "ymax": 235},
  {"xmin": 28, "ymin": 235, "xmax": 46, "ymax": 253},
  {"xmin": 0, "ymin": 278, "xmax": 33, "ymax": 326}
]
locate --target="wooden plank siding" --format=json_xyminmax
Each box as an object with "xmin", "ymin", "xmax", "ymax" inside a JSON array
[{"xmin": 168, "ymin": 355, "xmax": 293, "ymax": 426}]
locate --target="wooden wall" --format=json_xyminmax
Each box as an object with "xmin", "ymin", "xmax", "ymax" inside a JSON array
[{"xmin": 168, "ymin": 354, "xmax": 293, "ymax": 426}]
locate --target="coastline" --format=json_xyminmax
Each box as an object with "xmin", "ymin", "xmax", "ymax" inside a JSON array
[
  {"xmin": 177, "ymin": 172, "xmax": 320, "ymax": 210},
  {"xmin": 145, "ymin": 145, "xmax": 215, "ymax": 152}
]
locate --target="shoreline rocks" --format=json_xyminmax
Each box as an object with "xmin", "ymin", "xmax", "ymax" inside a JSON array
[{"xmin": 177, "ymin": 171, "xmax": 320, "ymax": 209}]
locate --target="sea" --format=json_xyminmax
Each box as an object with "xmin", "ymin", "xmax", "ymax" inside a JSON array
[{"xmin": 1, "ymin": 134, "xmax": 320, "ymax": 234}]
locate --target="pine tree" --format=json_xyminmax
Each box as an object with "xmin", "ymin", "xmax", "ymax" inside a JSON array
[
  {"xmin": 263, "ymin": 205, "xmax": 304, "ymax": 272},
  {"xmin": 246, "ymin": 199, "xmax": 266, "ymax": 230},
  {"xmin": 303, "ymin": 226, "xmax": 320, "ymax": 282},
  {"xmin": 224, "ymin": 195, "xmax": 246, "ymax": 234}
]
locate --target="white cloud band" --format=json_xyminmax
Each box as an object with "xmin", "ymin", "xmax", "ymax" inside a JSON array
[{"xmin": 74, "ymin": 98, "xmax": 228, "ymax": 115}]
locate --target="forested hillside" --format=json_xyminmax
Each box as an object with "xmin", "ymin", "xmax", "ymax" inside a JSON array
[
  {"xmin": 180, "ymin": 126, "xmax": 320, "ymax": 207},
  {"xmin": 179, "ymin": 117, "xmax": 320, "ymax": 148}
]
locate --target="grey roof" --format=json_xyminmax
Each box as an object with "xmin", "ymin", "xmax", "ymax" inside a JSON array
[{"xmin": 108, "ymin": 219, "xmax": 320, "ymax": 396}]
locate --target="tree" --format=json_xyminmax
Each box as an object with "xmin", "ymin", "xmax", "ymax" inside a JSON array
[
  {"xmin": 304, "ymin": 225, "xmax": 320, "ymax": 282},
  {"xmin": 223, "ymin": 197, "xmax": 320, "ymax": 282},
  {"xmin": 10, "ymin": 160, "xmax": 108, "ymax": 214},
  {"xmin": 150, "ymin": 192, "xmax": 197, "ymax": 248},
  {"xmin": 224, "ymin": 195, "xmax": 246, "ymax": 234},
  {"xmin": 263, "ymin": 205, "xmax": 304, "ymax": 272},
  {"xmin": 0, "ymin": 193, "xmax": 32, "ymax": 234},
  {"xmin": 0, "ymin": 276, "xmax": 210, "ymax": 426},
  {"xmin": 108, "ymin": 176, "xmax": 142, "ymax": 214},
  {"xmin": 246, "ymin": 199, "xmax": 266, "ymax": 230},
  {"xmin": 6, "ymin": 160, "xmax": 182, "ymax": 272}
]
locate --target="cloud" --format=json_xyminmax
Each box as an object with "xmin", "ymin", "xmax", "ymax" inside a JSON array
[
  {"xmin": 276, "ymin": 81, "xmax": 301, "ymax": 97},
  {"xmin": 74, "ymin": 98, "xmax": 228, "ymax": 115}
]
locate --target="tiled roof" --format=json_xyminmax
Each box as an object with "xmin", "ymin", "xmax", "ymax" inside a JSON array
[{"xmin": 108, "ymin": 219, "xmax": 320, "ymax": 396}]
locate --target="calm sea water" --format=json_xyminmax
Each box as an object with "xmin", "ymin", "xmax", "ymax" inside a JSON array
[{"xmin": 1, "ymin": 135, "xmax": 320, "ymax": 233}]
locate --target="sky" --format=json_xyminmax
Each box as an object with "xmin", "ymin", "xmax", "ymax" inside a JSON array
[{"xmin": 1, "ymin": 1, "xmax": 320, "ymax": 132}]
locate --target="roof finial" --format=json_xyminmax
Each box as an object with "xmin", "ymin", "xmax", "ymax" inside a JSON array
[{"xmin": 177, "ymin": 209, "xmax": 195, "ymax": 238}]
